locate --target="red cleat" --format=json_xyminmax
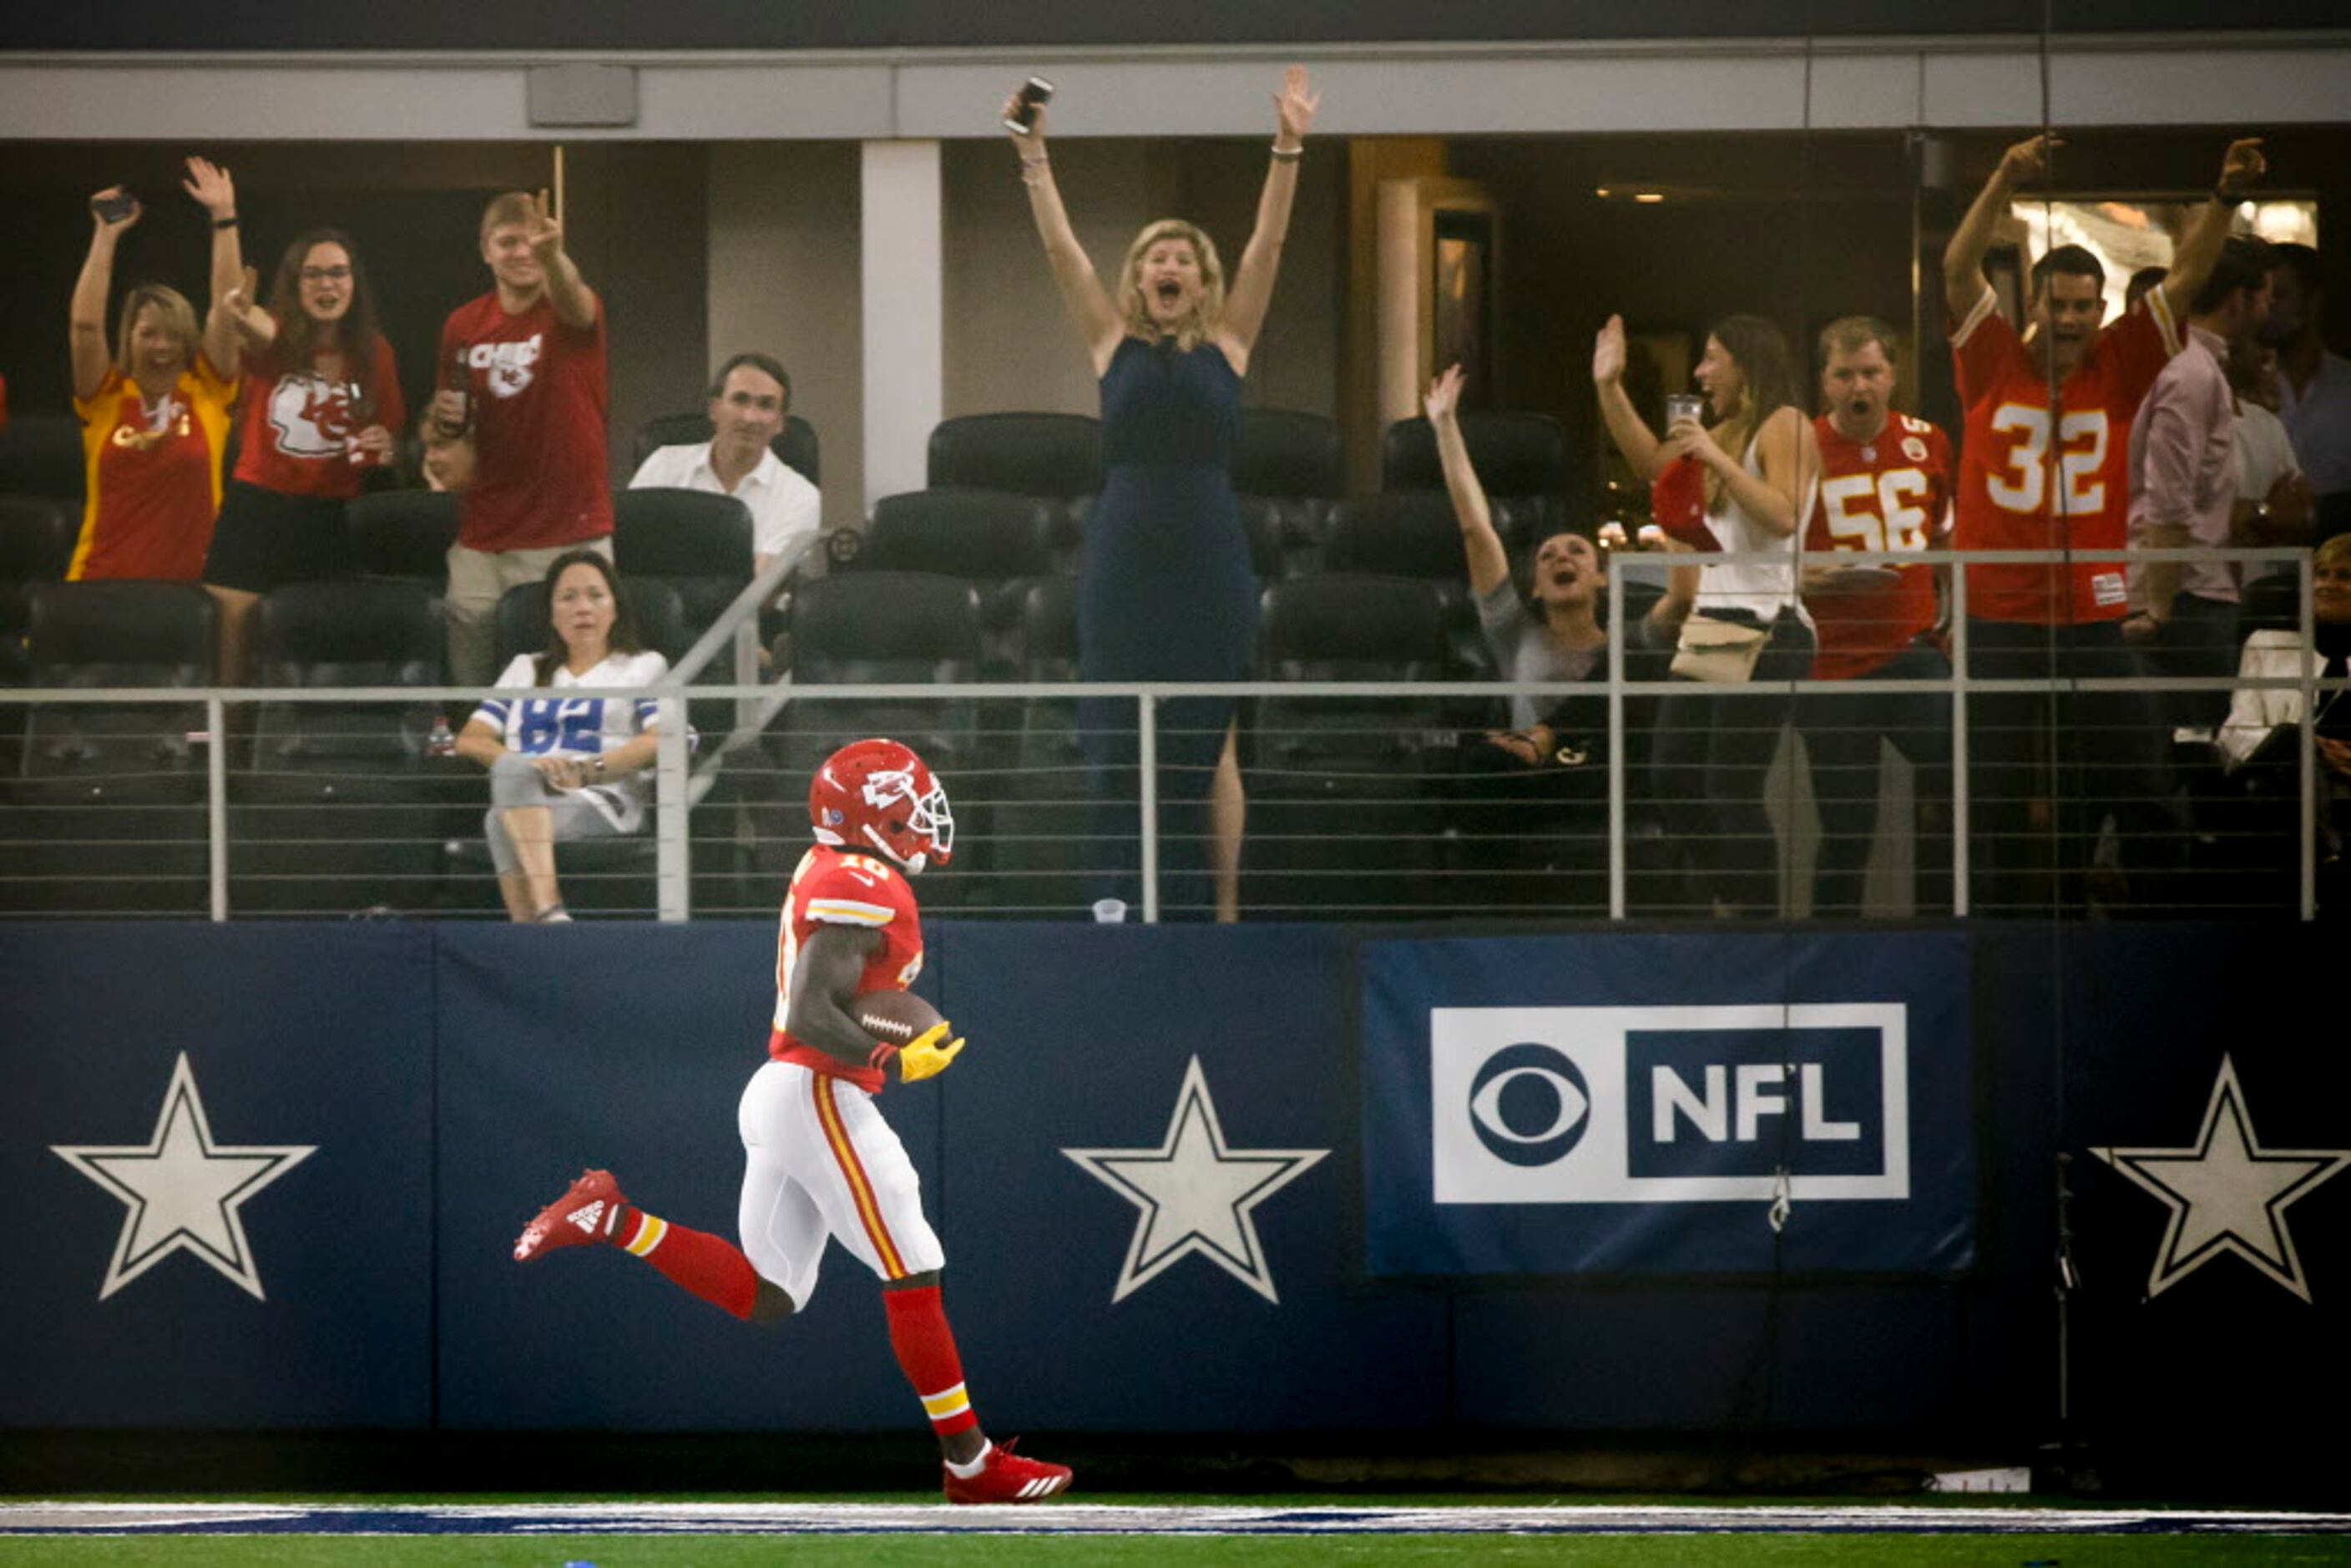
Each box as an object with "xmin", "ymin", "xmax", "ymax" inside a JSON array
[
  {"xmin": 943, "ymin": 1438, "xmax": 1073, "ymax": 1505},
  {"xmin": 514, "ymin": 1168, "xmax": 629, "ymax": 1262}
]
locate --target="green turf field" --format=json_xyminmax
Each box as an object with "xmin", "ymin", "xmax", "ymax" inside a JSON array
[
  {"xmin": 3, "ymin": 1536, "xmax": 2350, "ymax": 1565},
  {"xmin": 4, "ymin": 1495, "xmax": 2349, "ymax": 1567}
]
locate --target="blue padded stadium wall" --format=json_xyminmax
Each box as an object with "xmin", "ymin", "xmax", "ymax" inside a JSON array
[{"xmin": 2, "ymin": 919, "xmax": 2341, "ymax": 1479}]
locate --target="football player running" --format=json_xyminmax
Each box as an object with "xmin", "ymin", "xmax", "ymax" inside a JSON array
[{"xmin": 514, "ymin": 738, "xmax": 1073, "ymax": 1505}]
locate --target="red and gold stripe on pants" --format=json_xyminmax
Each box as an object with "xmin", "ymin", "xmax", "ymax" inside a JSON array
[{"xmin": 812, "ymin": 1073, "xmax": 908, "ymax": 1279}]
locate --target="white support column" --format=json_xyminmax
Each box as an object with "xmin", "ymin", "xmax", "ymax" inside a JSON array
[{"xmin": 861, "ymin": 139, "xmax": 943, "ymax": 515}]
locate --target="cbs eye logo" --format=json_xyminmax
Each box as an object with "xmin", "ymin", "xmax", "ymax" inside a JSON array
[{"xmin": 1467, "ymin": 1044, "xmax": 1591, "ymax": 1166}]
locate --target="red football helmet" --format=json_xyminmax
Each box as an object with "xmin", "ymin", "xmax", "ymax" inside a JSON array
[{"xmin": 807, "ymin": 738, "xmax": 954, "ymax": 873}]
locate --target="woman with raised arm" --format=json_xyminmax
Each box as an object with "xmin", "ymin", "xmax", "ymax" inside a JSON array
[
  {"xmin": 1428, "ymin": 362, "xmax": 1626, "ymax": 908},
  {"xmin": 205, "ymin": 227, "xmax": 405, "ymax": 683},
  {"xmin": 1009, "ymin": 66, "xmax": 1319, "ymax": 923},
  {"xmin": 64, "ymin": 158, "xmax": 244, "ymax": 584},
  {"xmin": 1593, "ymin": 311, "xmax": 1817, "ymax": 918}
]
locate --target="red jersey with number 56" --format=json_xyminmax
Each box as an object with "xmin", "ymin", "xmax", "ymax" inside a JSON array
[
  {"xmin": 769, "ymin": 845, "xmax": 925, "ymax": 1092},
  {"xmin": 1804, "ymin": 412, "xmax": 1954, "ymax": 680},
  {"xmin": 1950, "ymin": 288, "xmax": 2180, "ymax": 625}
]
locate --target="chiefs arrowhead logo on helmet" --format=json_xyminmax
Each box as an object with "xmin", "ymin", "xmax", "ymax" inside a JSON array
[{"xmin": 808, "ymin": 738, "xmax": 954, "ymax": 873}]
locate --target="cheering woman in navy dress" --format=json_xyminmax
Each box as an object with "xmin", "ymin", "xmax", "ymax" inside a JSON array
[{"xmin": 1009, "ymin": 66, "xmax": 1319, "ymax": 921}]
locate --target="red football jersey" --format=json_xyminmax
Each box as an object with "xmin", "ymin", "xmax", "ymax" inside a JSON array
[
  {"xmin": 69, "ymin": 359, "xmax": 236, "ymax": 582},
  {"xmin": 438, "ymin": 291, "xmax": 613, "ymax": 553},
  {"xmin": 769, "ymin": 845, "xmax": 927, "ymax": 1093},
  {"xmin": 230, "ymin": 331, "xmax": 407, "ymax": 499},
  {"xmin": 1803, "ymin": 412, "xmax": 1954, "ymax": 680},
  {"xmin": 1949, "ymin": 288, "xmax": 2179, "ymax": 625}
]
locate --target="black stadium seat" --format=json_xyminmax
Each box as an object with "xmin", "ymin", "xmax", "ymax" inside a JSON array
[
  {"xmin": 1325, "ymin": 494, "xmax": 1509, "ymax": 677},
  {"xmin": 613, "ymin": 488, "xmax": 753, "ymax": 577},
  {"xmin": 1245, "ymin": 574, "xmax": 1462, "ymax": 918},
  {"xmin": 0, "ymin": 414, "xmax": 88, "ymax": 503},
  {"xmin": 862, "ymin": 489, "xmax": 1059, "ymax": 674},
  {"xmin": 1324, "ymin": 493, "xmax": 1469, "ymax": 581},
  {"xmin": 1382, "ymin": 411, "xmax": 1579, "ymax": 554},
  {"xmin": 1232, "ymin": 408, "xmax": 1342, "ymax": 499},
  {"xmin": 928, "ymin": 413, "xmax": 1104, "ymax": 499},
  {"xmin": 0, "ymin": 582, "xmax": 215, "ymax": 915},
  {"xmin": 862, "ymin": 489, "xmax": 1057, "ymax": 581},
  {"xmin": 1383, "ymin": 411, "xmax": 1569, "ymax": 496},
  {"xmin": 348, "ymin": 490, "xmax": 461, "ymax": 580},
  {"xmin": 0, "ymin": 494, "xmax": 77, "ymax": 582},
  {"xmin": 612, "ymin": 488, "xmax": 756, "ymax": 664},
  {"xmin": 232, "ymin": 579, "xmax": 449, "ymax": 914},
  {"xmin": 981, "ymin": 577, "xmax": 1092, "ymax": 916},
  {"xmin": 0, "ymin": 495, "xmax": 78, "ymax": 685},
  {"xmin": 632, "ymin": 412, "xmax": 820, "ymax": 488},
  {"xmin": 1233, "ymin": 410, "xmax": 1343, "ymax": 576},
  {"xmin": 1232, "ymin": 497, "xmax": 1287, "ymax": 579},
  {"xmin": 770, "ymin": 571, "xmax": 988, "ymax": 906}
]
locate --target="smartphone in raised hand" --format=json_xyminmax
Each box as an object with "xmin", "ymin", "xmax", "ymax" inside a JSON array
[
  {"xmin": 91, "ymin": 190, "xmax": 139, "ymax": 224},
  {"xmin": 1004, "ymin": 77, "xmax": 1054, "ymax": 134}
]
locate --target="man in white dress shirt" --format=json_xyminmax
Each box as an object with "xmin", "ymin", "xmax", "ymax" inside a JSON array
[
  {"xmin": 629, "ymin": 352, "xmax": 822, "ymax": 580},
  {"xmin": 2267, "ymin": 245, "xmax": 2351, "ymax": 529}
]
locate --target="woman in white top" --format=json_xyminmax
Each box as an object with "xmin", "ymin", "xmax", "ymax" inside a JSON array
[
  {"xmin": 455, "ymin": 547, "xmax": 670, "ymax": 922},
  {"xmin": 2212, "ymin": 532, "xmax": 2351, "ymax": 912},
  {"xmin": 1594, "ymin": 312, "xmax": 1817, "ymax": 916}
]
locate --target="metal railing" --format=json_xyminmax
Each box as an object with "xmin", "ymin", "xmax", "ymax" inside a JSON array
[{"xmin": 0, "ymin": 548, "xmax": 2337, "ymax": 923}]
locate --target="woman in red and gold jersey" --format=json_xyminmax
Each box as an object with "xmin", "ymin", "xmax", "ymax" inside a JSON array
[{"xmin": 64, "ymin": 158, "xmax": 243, "ymax": 587}]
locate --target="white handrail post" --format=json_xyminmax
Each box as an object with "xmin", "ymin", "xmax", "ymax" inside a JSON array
[
  {"xmin": 206, "ymin": 694, "xmax": 229, "ymax": 922},
  {"xmin": 1607, "ymin": 569, "xmax": 1627, "ymax": 921},
  {"xmin": 2298, "ymin": 552, "xmax": 2318, "ymax": 923},
  {"xmin": 1949, "ymin": 567, "xmax": 1970, "ymax": 918},
  {"xmin": 1139, "ymin": 691, "xmax": 1160, "ymax": 924},
  {"xmin": 655, "ymin": 690, "xmax": 691, "ymax": 922}
]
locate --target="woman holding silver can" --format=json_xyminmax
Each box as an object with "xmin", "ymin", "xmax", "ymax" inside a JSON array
[{"xmin": 1594, "ymin": 312, "xmax": 1818, "ymax": 918}]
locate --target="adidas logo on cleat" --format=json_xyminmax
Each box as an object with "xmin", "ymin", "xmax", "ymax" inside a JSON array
[{"xmin": 514, "ymin": 1170, "xmax": 629, "ymax": 1263}]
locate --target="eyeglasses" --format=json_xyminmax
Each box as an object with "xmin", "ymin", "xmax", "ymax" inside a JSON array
[{"xmin": 300, "ymin": 266, "xmax": 353, "ymax": 283}]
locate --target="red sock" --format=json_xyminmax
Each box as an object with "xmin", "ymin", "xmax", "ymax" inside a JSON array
[
  {"xmin": 616, "ymin": 1207, "xmax": 759, "ymax": 1322},
  {"xmin": 882, "ymin": 1283, "xmax": 979, "ymax": 1437}
]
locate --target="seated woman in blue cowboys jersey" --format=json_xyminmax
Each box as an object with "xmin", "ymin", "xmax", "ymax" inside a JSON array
[{"xmin": 454, "ymin": 547, "xmax": 669, "ymax": 922}]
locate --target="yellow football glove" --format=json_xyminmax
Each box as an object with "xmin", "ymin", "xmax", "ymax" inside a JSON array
[{"xmin": 896, "ymin": 1021, "xmax": 966, "ymax": 1083}]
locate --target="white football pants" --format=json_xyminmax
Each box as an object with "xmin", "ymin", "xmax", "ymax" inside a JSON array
[{"xmin": 735, "ymin": 1060, "xmax": 945, "ymax": 1308}]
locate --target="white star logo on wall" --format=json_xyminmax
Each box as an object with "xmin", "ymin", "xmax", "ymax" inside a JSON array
[
  {"xmin": 2091, "ymin": 1055, "xmax": 2349, "ymax": 1304},
  {"xmin": 51, "ymin": 1054, "xmax": 316, "ymax": 1302},
  {"xmin": 1063, "ymin": 1056, "xmax": 1327, "ymax": 1304}
]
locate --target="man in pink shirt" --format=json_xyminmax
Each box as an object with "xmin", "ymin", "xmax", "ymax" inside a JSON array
[{"xmin": 2126, "ymin": 235, "xmax": 2278, "ymax": 730}]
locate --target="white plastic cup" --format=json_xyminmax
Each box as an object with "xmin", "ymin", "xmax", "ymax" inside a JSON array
[
  {"xmin": 1665, "ymin": 392, "xmax": 1705, "ymax": 427},
  {"xmin": 1092, "ymin": 898, "xmax": 1128, "ymax": 924}
]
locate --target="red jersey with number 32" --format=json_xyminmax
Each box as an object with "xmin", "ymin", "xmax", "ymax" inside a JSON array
[
  {"xmin": 1805, "ymin": 412, "xmax": 1954, "ymax": 680},
  {"xmin": 1950, "ymin": 288, "xmax": 2180, "ymax": 625},
  {"xmin": 769, "ymin": 845, "xmax": 925, "ymax": 1092}
]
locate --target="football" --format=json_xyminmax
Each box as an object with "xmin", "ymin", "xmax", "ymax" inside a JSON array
[{"xmin": 852, "ymin": 989, "xmax": 946, "ymax": 1047}]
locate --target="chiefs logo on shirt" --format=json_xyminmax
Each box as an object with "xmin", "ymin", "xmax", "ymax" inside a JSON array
[
  {"xmin": 468, "ymin": 335, "xmax": 544, "ymax": 399},
  {"xmin": 265, "ymin": 372, "xmax": 360, "ymax": 458}
]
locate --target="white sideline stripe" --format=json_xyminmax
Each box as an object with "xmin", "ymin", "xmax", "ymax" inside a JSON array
[{"xmin": 2, "ymin": 1502, "xmax": 2348, "ymax": 1536}]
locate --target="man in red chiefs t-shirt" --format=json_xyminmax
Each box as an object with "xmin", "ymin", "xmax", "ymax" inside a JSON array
[
  {"xmin": 1797, "ymin": 316, "xmax": 1955, "ymax": 917},
  {"xmin": 1943, "ymin": 132, "xmax": 2266, "ymax": 913},
  {"xmin": 430, "ymin": 190, "xmax": 614, "ymax": 686}
]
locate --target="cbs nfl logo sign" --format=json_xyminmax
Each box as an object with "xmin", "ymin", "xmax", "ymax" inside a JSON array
[{"xmin": 1432, "ymin": 1005, "xmax": 1910, "ymax": 1204}]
